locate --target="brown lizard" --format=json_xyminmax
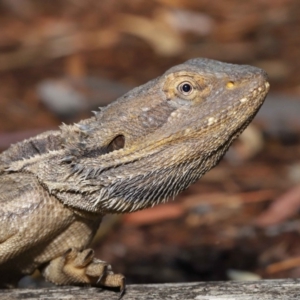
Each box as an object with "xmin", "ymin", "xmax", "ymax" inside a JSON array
[{"xmin": 0, "ymin": 58, "xmax": 269, "ymax": 293}]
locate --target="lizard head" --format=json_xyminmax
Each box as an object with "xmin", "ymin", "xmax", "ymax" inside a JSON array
[
  {"xmin": 66, "ymin": 58, "xmax": 269, "ymax": 213},
  {"xmin": 12, "ymin": 58, "xmax": 269, "ymax": 214}
]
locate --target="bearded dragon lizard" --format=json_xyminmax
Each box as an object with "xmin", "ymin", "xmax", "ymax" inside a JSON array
[{"xmin": 0, "ymin": 58, "xmax": 269, "ymax": 293}]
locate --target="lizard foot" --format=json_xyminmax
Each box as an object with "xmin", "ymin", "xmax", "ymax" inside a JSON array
[{"xmin": 42, "ymin": 248, "xmax": 125, "ymax": 293}]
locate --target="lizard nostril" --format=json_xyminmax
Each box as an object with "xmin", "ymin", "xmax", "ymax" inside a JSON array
[
  {"xmin": 107, "ymin": 135, "xmax": 125, "ymax": 153},
  {"xmin": 226, "ymin": 81, "xmax": 235, "ymax": 89}
]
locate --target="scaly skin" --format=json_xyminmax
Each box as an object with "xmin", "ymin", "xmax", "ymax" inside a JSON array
[{"xmin": 0, "ymin": 58, "xmax": 269, "ymax": 292}]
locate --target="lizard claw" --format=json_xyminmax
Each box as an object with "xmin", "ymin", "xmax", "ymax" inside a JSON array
[
  {"xmin": 118, "ymin": 277, "xmax": 126, "ymax": 299},
  {"xmin": 42, "ymin": 248, "xmax": 125, "ymax": 293},
  {"xmin": 96, "ymin": 265, "xmax": 107, "ymax": 284}
]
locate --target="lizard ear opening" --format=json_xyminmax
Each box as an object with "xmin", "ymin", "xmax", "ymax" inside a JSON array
[{"xmin": 107, "ymin": 135, "xmax": 125, "ymax": 153}]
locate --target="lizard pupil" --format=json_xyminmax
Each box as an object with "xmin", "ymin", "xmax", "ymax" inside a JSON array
[{"xmin": 182, "ymin": 84, "xmax": 191, "ymax": 93}]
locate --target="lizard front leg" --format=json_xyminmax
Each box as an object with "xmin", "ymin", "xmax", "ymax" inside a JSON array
[{"xmin": 41, "ymin": 248, "xmax": 125, "ymax": 292}]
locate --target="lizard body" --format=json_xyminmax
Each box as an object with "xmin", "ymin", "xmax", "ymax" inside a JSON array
[{"xmin": 0, "ymin": 58, "xmax": 269, "ymax": 291}]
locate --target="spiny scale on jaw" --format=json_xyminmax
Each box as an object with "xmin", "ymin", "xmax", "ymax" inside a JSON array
[{"xmin": 95, "ymin": 146, "xmax": 229, "ymax": 214}]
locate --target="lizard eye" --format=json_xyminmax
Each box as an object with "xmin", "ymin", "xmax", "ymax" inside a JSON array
[
  {"xmin": 107, "ymin": 135, "xmax": 125, "ymax": 153},
  {"xmin": 178, "ymin": 82, "xmax": 193, "ymax": 95}
]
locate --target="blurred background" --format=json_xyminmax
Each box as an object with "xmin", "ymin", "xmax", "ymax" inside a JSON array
[{"xmin": 1, "ymin": 0, "xmax": 300, "ymax": 287}]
